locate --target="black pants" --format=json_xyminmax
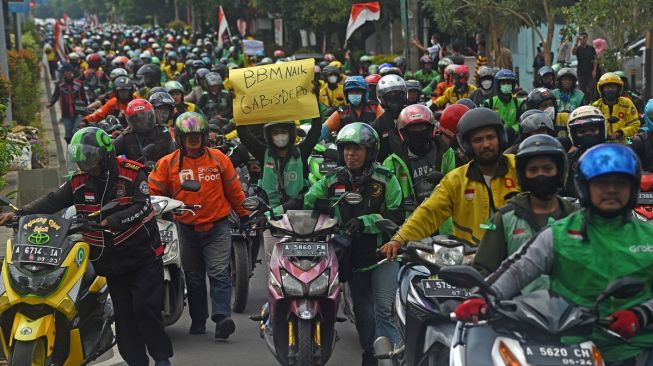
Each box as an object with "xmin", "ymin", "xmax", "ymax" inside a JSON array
[
  {"xmin": 48, "ymin": 60, "xmax": 58, "ymax": 80},
  {"xmin": 106, "ymin": 259, "xmax": 173, "ymax": 365}
]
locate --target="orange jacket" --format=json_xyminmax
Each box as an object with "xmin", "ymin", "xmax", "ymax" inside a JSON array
[
  {"xmin": 148, "ymin": 147, "xmax": 249, "ymax": 230},
  {"xmin": 84, "ymin": 95, "xmax": 139, "ymax": 123}
]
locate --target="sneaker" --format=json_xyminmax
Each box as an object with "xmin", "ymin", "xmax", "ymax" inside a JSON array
[
  {"xmin": 214, "ymin": 317, "xmax": 236, "ymax": 340},
  {"xmin": 189, "ymin": 321, "xmax": 206, "ymax": 335}
]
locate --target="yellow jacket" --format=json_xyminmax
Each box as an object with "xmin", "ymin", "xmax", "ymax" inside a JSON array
[
  {"xmin": 319, "ymin": 84, "xmax": 346, "ymax": 108},
  {"xmin": 162, "ymin": 63, "xmax": 184, "ymax": 81},
  {"xmin": 393, "ymin": 154, "xmax": 520, "ymax": 244},
  {"xmin": 433, "ymin": 84, "xmax": 477, "ymax": 109},
  {"xmin": 591, "ymin": 97, "xmax": 640, "ymax": 142}
]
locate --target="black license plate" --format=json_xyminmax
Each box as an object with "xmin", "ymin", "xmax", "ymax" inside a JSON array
[
  {"xmin": 160, "ymin": 230, "xmax": 174, "ymax": 243},
  {"xmin": 13, "ymin": 245, "xmax": 63, "ymax": 266},
  {"xmin": 524, "ymin": 344, "xmax": 594, "ymax": 366},
  {"xmin": 282, "ymin": 243, "xmax": 327, "ymax": 257},
  {"xmin": 421, "ymin": 279, "xmax": 471, "ymax": 298},
  {"xmin": 319, "ymin": 161, "xmax": 338, "ymax": 174},
  {"xmin": 638, "ymin": 192, "xmax": 653, "ymax": 205}
]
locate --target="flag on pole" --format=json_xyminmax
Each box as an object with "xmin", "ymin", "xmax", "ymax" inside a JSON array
[
  {"xmin": 345, "ymin": 2, "xmax": 381, "ymax": 43},
  {"xmin": 53, "ymin": 19, "xmax": 68, "ymax": 62},
  {"xmin": 217, "ymin": 6, "xmax": 231, "ymax": 47}
]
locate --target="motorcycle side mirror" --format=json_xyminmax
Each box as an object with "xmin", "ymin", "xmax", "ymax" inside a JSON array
[
  {"xmin": 595, "ymin": 277, "xmax": 644, "ymax": 305},
  {"xmin": 438, "ymin": 266, "xmax": 495, "ymax": 296},
  {"xmin": 0, "ymin": 196, "xmax": 19, "ymax": 212},
  {"xmin": 343, "ymin": 192, "xmax": 363, "ymax": 205},
  {"xmin": 242, "ymin": 196, "xmax": 261, "ymax": 211},
  {"xmin": 323, "ymin": 149, "xmax": 339, "ymax": 161},
  {"xmin": 374, "ymin": 219, "xmax": 399, "ymax": 234},
  {"xmin": 181, "ymin": 180, "xmax": 201, "ymax": 192}
]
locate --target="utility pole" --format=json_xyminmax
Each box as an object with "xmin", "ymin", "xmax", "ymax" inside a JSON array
[
  {"xmin": 0, "ymin": 0, "xmax": 12, "ymax": 124},
  {"xmin": 406, "ymin": 0, "xmax": 419, "ymax": 71},
  {"xmin": 646, "ymin": 30, "xmax": 652, "ymax": 100},
  {"xmin": 400, "ymin": 0, "xmax": 408, "ymax": 58},
  {"xmin": 14, "ymin": 11, "xmax": 20, "ymax": 50}
]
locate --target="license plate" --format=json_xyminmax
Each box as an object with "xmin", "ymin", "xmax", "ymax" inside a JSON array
[
  {"xmin": 13, "ymin": 245, "xmax": 63, "ymax": 266},
  {"xmin": 282, "ymin": 243, "xmax": 327, "ymax": 257},
  {"xmin": 421, "ymin": 279, "xmax": 471, "ymax": 298},
  {"xmin": 319, "ymin": 161, "xmax": 338, "ymax": 174},
  {"xmin": 638, "ymin": 192, "xmax": 653, "ymax": 205},
  {"xmin": 524, "ymin": 344, "xmax": 594, "ymax": 366},
  {"xmin": 159, "ymin": 230, "xmax": 173, "ymax": 243},
  {"xmin": 230, "ymin": 228, "xmax": 256, "ymax": 236}
]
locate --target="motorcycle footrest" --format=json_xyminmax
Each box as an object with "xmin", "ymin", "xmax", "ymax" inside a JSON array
[
  {"xmin": 249, "ymin": 315, "xmax": 264, "ymax": 321},
  {"xmin": 336, "ymin": 316, "xmax": 347, "ymax": 322}
]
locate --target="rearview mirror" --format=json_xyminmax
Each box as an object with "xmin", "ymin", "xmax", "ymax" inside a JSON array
[
  {"xmin": 343, "ymin": 192, "xmax": 363, "ymax": 205},
  {"xmin": 181, "ymin": 180, "xmax": 201, "ymax": 192},
  {"xmin": 0, "ymin": 196, "xmax": 12, "ymax": 207},
  {"xmin": 438, "ymin": 266, "xmax": 495, "ymax": 295},
  {"xmin": 243, "ymin": 196, "xmax": 261, "ymax": 211},
  {"xmin": 595, "ymin": 277, "xmax": 644, "ymax": 305},
  {"xmin": 375, "ymin": 219, "xmax": 399, "ymax": 234}
]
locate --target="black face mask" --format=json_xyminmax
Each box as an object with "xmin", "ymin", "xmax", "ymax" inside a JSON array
[
  {"xmin": 603, "ymin": 89, "xmax": 619, "ymax": 102},
  {"xmin": 543, "ymin": 81, "xmax": 555, "ymax": 89},
  {"xmin": 574, "ymin": 134, "xmax": 604, "ymax": 151},
  {"xmin": 384, "ymin": 96, "xmax": 407, "ymax": 118},
  {"xmin": 406, "ymin": 130, "xmax": 432, "ymax": 156},
  {"xmin": 522, "ymin": 175, "xmax": 560, "ymax": 200}
]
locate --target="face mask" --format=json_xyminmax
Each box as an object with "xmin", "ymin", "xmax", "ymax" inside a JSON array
[
  {"xmin": 481, "ymin": 80, "xmax": 493, "ymax": 90},
  {"xmin": 272, "ymin": 134, "xmax": 290, "ymax": 148},
  {"xmin": 543, "ymin": 106, "xmax": 556, "ymax": 121},
  {"xmin": 575, "ymin": 134, "xmax": 604, "ymax": 151},
  {"xmin": 327, "ymin": 75, "xmax": 338, "ymax": 84},
  {"xmin": 523, "ymin": 175, "xmax": 560, "ymax": 200},
  {"xmin": 543, "ymin": 81, "xmax": 555, "ymax": 89},
  {"xmin": 384, "ymin": 95, "xmax": 407, "ymax": 112},
  {"xmin": 348, "ymin": 94, "xmax": 363, "ymax": 106},
  {"xmin": 406, "ymin": 130, "xmax": 432, "ymax": 155},
  {"xmin": 603, "ymin": 89, "xmax": 619, "ymax": 102},
  {"xmin": 500, "ymin": 84, "xmax": 513, "ymax": 94},
  {"xmin": 170, "ymin": 60, "xmax": 176, "ymax": 66}
]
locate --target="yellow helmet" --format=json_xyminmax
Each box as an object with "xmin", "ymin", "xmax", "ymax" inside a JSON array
[
  {"xmin": 596, "ymin": 72, "xmax": 623, "ymax": 94},
  {"xmin": 329, "ymin": 60, "xmax": 343, "ymax": 70}
]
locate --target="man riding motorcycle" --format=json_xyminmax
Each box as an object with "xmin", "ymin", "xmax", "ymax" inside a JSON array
[
  {"xmin": 371, "ymin": 74, "xmax": 409, "ymax": 162},
  {"xmin": 483, "ymin": 69, "xmax": 523, "ymax": 143},
  {"xmin": 553, "ymin": 67, "xmax": 585, "ymax": 128},
  {"xmin": 149, "ymin": 91, "xmax": 176, "ymax": 129},
  {"xmin": 469, "ymin": 66, "xmax": 495, "ymax": 107},
  {"xmin": 432, "ymin": 64, "xmax": 476, "ymax": 110},
  {"xmin": 592, "ymin": 72, "xmax": 640, "ymax": 143},
  {"xmin": 196, "ymin": 72, "xmax": 232, "ymax": 124},
  {"xmin": 83, "ymin": 76, "xmax": 138, "ymax": 125}
]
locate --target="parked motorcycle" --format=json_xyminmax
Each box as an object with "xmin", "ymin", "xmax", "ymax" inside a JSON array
[
  {"xmin": 373, "ymin": 219, "xmax": 476, "ymax": 366},
  {"xmin": 439, "ymin": 266, "xmax": 644, "ymax": 366},
  {"xmin": 634, "ymin": 171, "xmax": 653, "ymax": 223},
  {"xmin": 0, "ymin": 197, "xmax": 115, "ymax": 365},
  {"xmin": 248, "ymin": 192, "xmax": 363, "ymax": 366}
]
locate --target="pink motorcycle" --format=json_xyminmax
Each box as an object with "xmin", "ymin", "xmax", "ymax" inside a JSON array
[{"xmin": 245, "ymin": 192, "xmax": 363, "ymax": 366}]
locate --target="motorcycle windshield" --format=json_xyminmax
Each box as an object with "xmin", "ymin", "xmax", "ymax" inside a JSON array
[{"xmin": 285, "ymin": 210, "xmax": 318, "ymax": 236}]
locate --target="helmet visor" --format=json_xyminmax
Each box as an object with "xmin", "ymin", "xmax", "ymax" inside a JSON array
[
  {"xmin": 128, "ymin": 109, "xmax": 156, "ymax": 133},
  {"xmin": 66, "ymin": 143, "xmax": 103, "ymax": 176}
]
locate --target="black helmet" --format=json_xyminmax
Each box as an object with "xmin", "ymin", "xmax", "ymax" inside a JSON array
[
  {"xmin": 537, "ymin": 66, "xmax": 555, "ymax": 80},
  {"xmin": 66, "ymin": 127, "xmax": 115, "ymax": 177},
  {"xmin": 113, "ymin": 76, "xmax": 134, "ymax": 92},
  {"xmin": 323, "ymin": 65, "xmax": 340, "ymax": 77},
  {"xmin": 516, "ymin": 134, "xmax": 568, "ymax": 190},
  {"xmin": 519, "ymin": 109, "xmax": 554, "ymax": 136},
  {"xmin": 194, "ymin": 68, "xmax": 210, "ymax": 86},
  {"xmin": 456, "ymin": 107, "xmax": 507, "ymax": 157},
  {"xmin": 149, "ymin": 86, "xmax": 167, "ymax": 95},
  {"xmin": 126, "ymin": 58, "xmax": 144, "ymax": 74},
  {"xmin": 263, "ymin": 121, "xmax": 296, "ymax": 149},
  {"xmin": 393, "ymin": 56, "xmax": 406, "ymax": 67},
  {"xmin": 456, "ymin": 98, "xmax": 477, "ymax": 110},
  {"xmin": 205, "ymin": 72, "xmax": 223, "ymax": 88},
  {"xmin": 211, "ymin": 63, "xmax": 228, "ymax": 79},
  {"xmin": 149, "ymin": 91, "xmax": 175, "ymax": 108},
  {"xmin": 525, "ymin": 87, "xmax": 556, "ymax": 110},
  {"xmin": 136, "ymin": 64, "xmax": 162, "ymax": 88}
]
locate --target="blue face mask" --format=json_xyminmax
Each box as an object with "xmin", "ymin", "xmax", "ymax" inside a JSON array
[{"xmin": 348, "ymin": 94, "xmax": 363, "ymax": 106}]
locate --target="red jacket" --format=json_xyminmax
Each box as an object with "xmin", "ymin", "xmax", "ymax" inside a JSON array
[{"xmin": 84, "ymin": 95, "xmax": 140, "ymax": 122}]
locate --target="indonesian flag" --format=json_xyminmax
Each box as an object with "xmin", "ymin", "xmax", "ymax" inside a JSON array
[
  {"xmin": 217, "ymin": 6, "xmax": 231, "ymax": 47},
  {"xmin": 53, "ymin": 19, "xmax": 68, "ymax": 62},
  {"xmin": 345, "ymin": 2, "xmax": 381, "ymax": 43}
]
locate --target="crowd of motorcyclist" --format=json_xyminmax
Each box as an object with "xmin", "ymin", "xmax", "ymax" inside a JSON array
[{"xmin": 2, "ymin": 21, "xmax": 653, "ymax": 365}]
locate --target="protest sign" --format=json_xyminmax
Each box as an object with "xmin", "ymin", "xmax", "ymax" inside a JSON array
[{"xmin": 231, "ymin": 58, "xmax": 319, "ymax": 125}]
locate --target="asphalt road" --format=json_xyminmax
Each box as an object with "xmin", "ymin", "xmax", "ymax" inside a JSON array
[{"xmin": 95, "ymin": 260, "xmax": 364, "ymax": 366}]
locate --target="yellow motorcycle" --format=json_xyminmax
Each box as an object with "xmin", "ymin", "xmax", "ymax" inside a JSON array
[{"xmin": 0, "ymin": 197, "xmax": 114, "ymax": 365}]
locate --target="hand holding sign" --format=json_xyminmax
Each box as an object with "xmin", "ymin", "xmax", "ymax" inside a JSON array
[{"xmin": 231, "ymin": 59, "xmax": 320, "ymax": 126}]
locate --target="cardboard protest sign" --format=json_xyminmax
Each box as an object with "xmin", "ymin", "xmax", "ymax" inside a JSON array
[{"xmin": 231, "ymin": 58, "xmax": 319, "ymax": 125}]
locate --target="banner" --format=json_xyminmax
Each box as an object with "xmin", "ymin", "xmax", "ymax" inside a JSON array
[
  {"xmin": 345, "ymin": 2, "xmax": 381, "ymax": 43},
  {"xmin": 243, "ymin": 39, "xmax": 264, "ymax": 56},
  {"xmin": 231, "ymin": 59, "xmax": 319, "ymax": 126},
  {"xmin": 217, "ymin": 6, "xmax": 230, "ymax": 47}
]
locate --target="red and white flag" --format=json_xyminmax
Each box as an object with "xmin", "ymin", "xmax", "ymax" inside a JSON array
[
  {"xmin": 217, "ymin": 6, "xmax": 231, "ymax": 47},
  {"xmin": 53, "ymin": 19, "xmax": 68, "ymax": 62},
  {"xmin": 345, "ymin": 2, "xmax": 381, "ymax": 43}
]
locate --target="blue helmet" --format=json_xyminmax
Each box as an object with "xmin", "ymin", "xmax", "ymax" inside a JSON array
[
  {"xmin": 494, "ymin": 69, "xmax": 516, "ymax": 92},
  {"xmin": 344, "ymin": 76, "xmax": 369, "ymax": 103},
  {"xmin": 575, "ymin": 143, "xmax": 641, "ymax": 209},
  {"xmin": 643, "ymin": 98, "xmax": 653, "ymax": 132}
]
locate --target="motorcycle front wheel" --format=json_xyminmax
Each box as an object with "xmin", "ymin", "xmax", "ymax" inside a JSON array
[
  {"xmin": 231, "ymin": 238, "xmax": 250, "ymax": 313},
  {"xmin": 10, "ymin": 339, "xmax": 48, "ymax": 366}
]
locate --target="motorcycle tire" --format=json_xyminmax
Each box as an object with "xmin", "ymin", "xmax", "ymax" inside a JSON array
[
  {"xmin": 231, "ymin": 239, "xmax": 250, "ymax": 313},
  {"xmin": 425, "ymin": 344, "xmax": 448, "ymax": 366},
  {"xmin": 296, "ymin": 317, "xmax": 317, "ymax": 366},
  {"xmin": 10, "ymin": 339, "xmax": 48, "ymax": 366},
  {"xmin": 163, "ymin": 267, "xmax": 186, "ymax": 326}
]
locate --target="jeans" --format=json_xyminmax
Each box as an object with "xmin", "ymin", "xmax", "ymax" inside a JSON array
[
  {"xmin": 349, "ymin": 261, "xmax": 400, "ymax": 354},
  {"xmin": 61, "ymin": 115, "xmax": 82, "ymax": 143},
  {"xmin": 178, "ymin": 219, "xmax": 232, "ymax": 323}
]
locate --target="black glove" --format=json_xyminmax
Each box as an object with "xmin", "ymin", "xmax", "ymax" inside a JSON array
[
  {"xmin": 282, "ymin": 197, "xmax": 304, "ymax": 211},
  {"xmin": 313, "ymin": 198, "xmax": 333, "ymax": 215},
  {"xmin": 345, "ymin": 218, "xmax": 362, "ymax": 235}
]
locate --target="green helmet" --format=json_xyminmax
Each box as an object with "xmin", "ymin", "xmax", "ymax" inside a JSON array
[
  {"xmin": 164, "ymin": 80, "xmax": 184, "ymax": 94},
  {"xmin": 66, "ymin": 127, "xmax": 115, "ymax": 178},
  {"xmin": 336, "ymin": 122, "xmax": 379, "ymax": 167},
  {"xmin": 613, "ymin": 70, "xmax": 627, "ymax": 80},
  {"xmin": 151, "ymin": 56, "xmax": 160, "ymax": 65},
  {"xmin": 174, "ymin": 112, "xmax": 209, "ymax": 150}
]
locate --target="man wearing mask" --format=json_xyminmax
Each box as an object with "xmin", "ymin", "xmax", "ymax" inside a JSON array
[
  {"xmin": 405, "ymin": 80, "xmax": 423, "ymax": 105},
  {"xmin": 380, "ymin": 108, "xmax": 521, "ymax": 258},
  {"xmin": 371, "ymin": 75, "xmax": 408, "ymax": 162},
  {"xmin": 536, "ymin": 66, "xmax": 556, "ymax": 90},
  {"xmin": 591, "ymin": 72, "xmax": 640, "ymax": 143},
  {"xmin": 433, "ymin": 64, "xmax": 476, "ymax": 110},
  {"xmin": 319, "ymin": 66, "xmax": 346, "ymax": 110},
  {"xmin": 48, "ymin": 63, "xmax": 88, "ymax": 144},
  {"xmin": 413, "ymin": 56, "xmax": 440, "ymax": 91},
  {"xmin": 113, "ymin": 99, "xmax": 176, "ymax": 163},
  {"xmin": 134, "ymin": 64, "xmax": 162, "ymax": 100},
  {"xmin": 524, "ymin": 88, "xmax": 558, "ymax": 128},
  {"xmin": 196, "ymin": 72, "xmax": 232, "ymax": 124},
  {"xmin": 162, "ymin": 51, "xmax": 183, "ymax": 81},
  {"xmin": 483, "ymin": 69, "xmax": 523, "ymax": 143},
  {"xmin": 321, "ymin": 76, "xmax": 384, "ymax": 140},
  {"xmin": 474, "ymin": 134, "xmax": 577, "ymax": 284},
  {"xmin": 552, "ymin": 68, "xmax": 585, "ymax": 132},
  {"xmin": 149, "ymin": 92, "xmax": 176, "ymax": 129},
  {"xmin": 469, "ymin": 66, "xmax": 496, "ymax": 106}
]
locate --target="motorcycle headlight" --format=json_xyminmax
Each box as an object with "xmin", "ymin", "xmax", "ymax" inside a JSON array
[
  {"xmin": 162, "ymin": 239, "xmax": 179, "ymax": 263},
  {"xmin": 8, "ymin": 264, "xmax": 67, "ymax": 296},
  {"xmin": 281, "ymin": 271, "xmax": 305, "ymax": 296},
  {"xmin": 308, "ymin": 271, "xmax": 329, "ymax": 296}
]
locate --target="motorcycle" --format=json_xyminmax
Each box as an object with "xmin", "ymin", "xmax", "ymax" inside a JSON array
[
  {"xmin": 633, "ymin": 171, "xmax": 653, "ymax": 223},
  {"xmin": 372, "ymin": 219, "xmax": 476, "ymax": 366},
  {"xmin": 0, "ymin": 197, "xmax": 115, "ymax": 365},
  {"xmin": 439, "ymin": 265, "xmax": 645, "ymax": 366},
  {"xmin": 247, "ymin": 192, "xmax": 363, "ymax": 366},
  {"xmin": 150, "ymin": 179, "xmax": 202, "ymax": 326}
]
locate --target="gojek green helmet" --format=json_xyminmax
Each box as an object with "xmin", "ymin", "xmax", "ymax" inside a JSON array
[{"xmin": 335, "ymin": 122, "xmax": 379, "ymax": 167}]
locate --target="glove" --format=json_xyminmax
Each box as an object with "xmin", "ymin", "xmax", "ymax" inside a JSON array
[
  {"xmin": 239, "ymin": 216, "xmax": 250, "ymax": 233},
  {"xmin": 345, "ymin": 218, "xmax": 362, "ymax": 235},
  {"xmin": 282, "ymin": 197, "xmax": 304, "ymax": 211},
  {"xmin": 454, "ymin": 298, "xmax": 488, "ymax": 322},
  {"xmin": 608, "ymin": 310, "xmax": 641, "ymax": 339}
]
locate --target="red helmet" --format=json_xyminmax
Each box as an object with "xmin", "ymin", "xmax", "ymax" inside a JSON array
[
  {"xmin": 112, "ymin": 56, "xmax": 129, "ymax": 68},
  {"xmin": 365, "ymin": 74, "xmax": 382, "ymax": 85},
  {"xmin": 125, "ymin": 99, "xmax": 156, "ymax": 134},
  {"xmin": 451, "ymin": 64, "xmax": 469, "ymax": 84},
  {"xmin": 397, "ymin": 104, "xmax": 436, "ymax": 141},
  {"xmin": 439, "ymin": 104, "xmax": 470, "ymax": 138},
  {"xmin": 88, "ymin": 53, "xmax": 102, "ymax": 66},
  {"xmin": 419, "ymin": 55, "xmax": 432, "ymax": 64},
  {"xmin": 323, "ymin": 53, "xmax": 336, "ymax": 62},
  {"xmin": 443, "ymin": 64, "xmax": 457, "ymax": 83},
  {"xmin": 273, "ymin": 49, "xmax": 285, "ymax": 58}
]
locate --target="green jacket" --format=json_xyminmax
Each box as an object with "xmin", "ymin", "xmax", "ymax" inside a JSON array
[
  {"xmin": 413, "ymin": 69, "xmax": 441, "ymax": 94},
  {"xmin": 259, "ymin": 148, "xmax": 307, "ymax": 215},
  {"xmin": 483, "ymin": 96, "xmax": 523, "ymax": 133},
  {"xmin": 552, "ymin": 88, "xmax": 585, "ymax": 113}
]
